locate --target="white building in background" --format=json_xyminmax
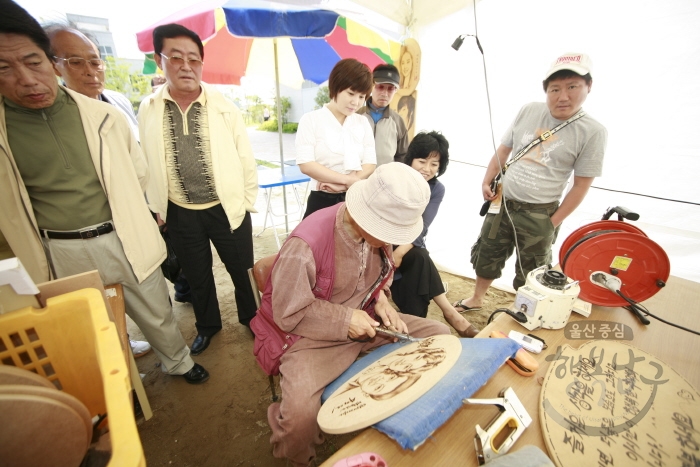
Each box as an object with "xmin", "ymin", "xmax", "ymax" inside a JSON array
[
  {"xmin": 66, "ymin": 13, "xmax": 117, "ymax": 58},
  {"xmin": 65, "ymin": 13, "xmax": 143, "ymax": 75},
  {"xmin": 285, "ymin": 80, "xmax": 322, "ymax": 123}
]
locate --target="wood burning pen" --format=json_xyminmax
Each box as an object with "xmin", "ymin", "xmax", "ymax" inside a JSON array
[{"xmin": 373, "ymin": 326, "xmax": 420, "ymax": 343}]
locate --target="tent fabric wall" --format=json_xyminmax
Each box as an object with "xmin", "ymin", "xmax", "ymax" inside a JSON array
[
  {"xmin": 402, "ymin": 0, "xmax": 700, "ymax": 288},
  {"xmin": 276, "ymin": 0, "xmax": 699, "ymax": 287}
]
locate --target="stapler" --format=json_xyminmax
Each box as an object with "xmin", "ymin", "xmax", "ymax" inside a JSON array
[{"xmin": 464, "ymin": 387, "xmax": 532, "ymax": 465}]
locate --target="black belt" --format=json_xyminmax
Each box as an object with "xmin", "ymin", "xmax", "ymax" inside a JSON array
[
  {"xmin": 504, "ymin": 199, "xmax": 559, "ymax": 211},
  {"xmin": 312, "ymin": 191, "xmax": 346, "ymax": 200},
  {"xmin": 40, "ymin": 222, "xmax": 114, "ymax": 240}
]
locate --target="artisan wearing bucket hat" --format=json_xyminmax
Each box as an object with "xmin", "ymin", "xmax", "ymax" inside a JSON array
[
  {"xmin": 261, "ymin": 162, "xmax": 447, "ymax": 467},
  {"xmin": 345, "ymin": 162, "xmax": 430, "ymax": 245}
]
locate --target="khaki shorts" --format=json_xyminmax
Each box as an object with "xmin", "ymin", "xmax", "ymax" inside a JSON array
[{"xmin": 470, "ymin": 199, "xmax": 560, "ymax": 289}]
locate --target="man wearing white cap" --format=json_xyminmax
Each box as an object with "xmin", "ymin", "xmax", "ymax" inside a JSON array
[
  {"xmin": 252, "ymin": 162, "xmax": 450, "ymax": 466},
  {"xmin": 357, "ymin": 64, "xmax": 409, "ymax": 166},
  {"xmin": 454, "ymin": 53, "xmax": 607, "ymax": 311}
]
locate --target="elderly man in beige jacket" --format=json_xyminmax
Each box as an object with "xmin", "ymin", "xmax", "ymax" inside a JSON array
[
  {"xmin": 0, "ymin": 1, "xmax": 208, "ymax": 384},
  {"xmin": 138, "ymin": 23, "xmax": 258, "ymax": 356}
]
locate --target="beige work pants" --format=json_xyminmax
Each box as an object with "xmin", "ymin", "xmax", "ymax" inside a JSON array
[{"xmin": 42, "ymin": 225, "xmax": 194, "ymax": 375}]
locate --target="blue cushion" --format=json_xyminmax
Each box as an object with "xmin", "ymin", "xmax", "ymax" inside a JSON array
[{"xmin": 322, "ymin": 338, "xmax": 521, "ymax": 450}]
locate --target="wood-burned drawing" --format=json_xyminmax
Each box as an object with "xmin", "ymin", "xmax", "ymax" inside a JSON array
[{"xmin": 318, "ymin": 334, "xmax": 461, "ymax": 434}]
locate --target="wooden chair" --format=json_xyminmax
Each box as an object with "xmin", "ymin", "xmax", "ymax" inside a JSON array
[
  {"xmin": 247, "ymin": 254, "xmax": 278, "ymax": 401},
  {"xmin": 248, "ymin": 255, "xmax": 276, "ymax": 309}
]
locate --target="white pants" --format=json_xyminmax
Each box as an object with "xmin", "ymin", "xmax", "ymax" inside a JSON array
[{"xmin": 43, "ymin": 224, "xmax": 194, "ymax": 375}]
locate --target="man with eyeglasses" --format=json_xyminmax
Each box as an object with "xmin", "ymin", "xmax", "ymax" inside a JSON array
[
  {"xmin": 138, "ymin": 23, "xmax": 259, "ymax": 356},
  {"xmin": 357, "ymin": 64, "xmax": 408, "ymax": 166},
  {"xmin": 0, "ymin": 1, "xmax": 209, "ymax": 384},
  {"xmin": 50, "ymin": 27, "xmax": 194, "ymax": 306},
  {"xmin": 47, "ymin": 27, "xmax": 141, "ymax": 141},
  {"xmin": 46, "ymin": 26, "xmax": 156, "ymax": 358}
]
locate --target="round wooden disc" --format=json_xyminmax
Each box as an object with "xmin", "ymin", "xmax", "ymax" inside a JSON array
[
  {"xmin": 0, "ymin": 393, "xmax": 91, "ymax": 467},
  {"xmin": 0, "ymin": 385, "xmax": 92, "ymax": 443},
  {"xmin": 318, "ymin": 334, "xmax": 462, "ymax": 434},
  {"xmin": 540, "ymin": 340, "xmax": 700, "ymax": 467},
  {"xmin": 0, "ymin": 366, "xmax": 55, "ymax": 388}
]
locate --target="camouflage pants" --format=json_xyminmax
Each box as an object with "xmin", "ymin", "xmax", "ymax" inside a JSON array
[{"xmin": 471, "ymin": 199, "xmax": 560, "ymax": 290}]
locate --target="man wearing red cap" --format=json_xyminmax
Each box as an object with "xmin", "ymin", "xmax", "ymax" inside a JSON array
[{"xmin": 455, "ymin": 53, "xmax": 607, "ymax": 312}]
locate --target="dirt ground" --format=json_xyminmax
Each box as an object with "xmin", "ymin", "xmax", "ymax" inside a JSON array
[{"xmin": 129, "ymin": 229, "xmax": 515, "ymax": 466}]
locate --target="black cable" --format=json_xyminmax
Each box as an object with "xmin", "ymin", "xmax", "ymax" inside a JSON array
[
  {"xmin": 617, "ymin": 290, "xmax": 650, "ymax": 325},
  {"xmin": 618, "ymin": 291, "xmax": 700, "ymax": 336},
  {"xmin": 488, "ymin": 308, "xmax": 528, "ymax": 325},
  {"xmin": 449, "ymin": 162, "xmax": 700, "ymax": 207},
  {"xmin": 450, "ymin": 159, "xmax": 488, "ymax": 169},
  {"xmin": 591, "ymin": 185, "xmax": 700, "ymax": 207},
  {"xmin": 466, "ymin": 0, "xmax": 527, "ymax": 281},
  {"xmin": 620, "ymin": 293, "xmax": 700, "ymax": 336}
]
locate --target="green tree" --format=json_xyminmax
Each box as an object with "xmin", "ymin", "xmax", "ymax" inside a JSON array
[
  {"xmin": 273, "ymin": 96, "xmax": 292, "ymax": 123},
  {"xmin": 314, "ymin": 85, "xmax": 330, "ymax": 109},
  {"xmin": 104, "ymin": 56, "xmax": 132, "ymax": 96},
  {"xmin": 129, "ymin": 74, "xmax": 150, "ymax": 98},
  {"xmin": 103, "ymin": 56, "xmax": 151, "ymax": 111},
  {"xmin": 245, "ymin": 95, "xmax": 265, "ymax": 125}
]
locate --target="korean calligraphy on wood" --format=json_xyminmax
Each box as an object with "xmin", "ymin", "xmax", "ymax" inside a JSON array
[{"xmin": 540, "ymin": 341, "xmax": 700, "ymax": 467}]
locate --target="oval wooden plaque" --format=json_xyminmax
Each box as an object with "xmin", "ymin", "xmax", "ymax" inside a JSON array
[{"xmin": 318, "ymin": 334, "xmax": 461, "ymax": 434}]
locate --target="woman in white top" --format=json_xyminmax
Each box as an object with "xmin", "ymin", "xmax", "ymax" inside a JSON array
[{"xmin": 296, "ymin": 58, "xmax": 376, "ymax": 218}]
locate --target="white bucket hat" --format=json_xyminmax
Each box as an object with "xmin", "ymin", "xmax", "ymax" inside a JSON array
[{"xmin": 345, "ymin": 162, "xmax": 430, "ymax": 245}]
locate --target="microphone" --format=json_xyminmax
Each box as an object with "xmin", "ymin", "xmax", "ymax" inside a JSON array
[{"xmin": 451, "ymin": 34, "xmax": 483, "ymax": 54}]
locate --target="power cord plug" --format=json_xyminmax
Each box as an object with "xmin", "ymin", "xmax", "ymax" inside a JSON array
[{"xmin": 488, "ymin": 308, "xmax": 528, "ymax": 325}]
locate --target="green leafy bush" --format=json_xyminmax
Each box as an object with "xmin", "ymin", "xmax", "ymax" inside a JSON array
[{"xmin": 256, "ymin": 120, "xmax": 298, "ymax": 133}]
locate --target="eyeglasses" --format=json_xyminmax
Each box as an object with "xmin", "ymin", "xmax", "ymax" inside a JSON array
[
  {"xmin": 160, "ymin": 54, "xmax": 203, "ymax": 68},
  {"xmin": 374, "ymin": 83, "xmax": 397, "ymax": 93},
  {"xmin": 53, "ymin": 56, "xmax": 105, "ymax": 71}
]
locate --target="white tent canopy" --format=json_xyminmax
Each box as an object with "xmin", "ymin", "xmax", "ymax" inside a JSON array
[
  {"xmin": 258, "ymin": 0, "xmax": 700, "ymax": 287},
  {"xmin": 340, "ymin": 0, "xmax": 700, "ymax": 288},
  {"xmin": 412, "ymin": 0, "xmax": 700, "ymax": 288}
]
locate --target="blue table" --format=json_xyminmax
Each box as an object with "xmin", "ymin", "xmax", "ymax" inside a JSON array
[{"xmin": 256, "ymin": 166, "xmax": 310, "ymax": 249}]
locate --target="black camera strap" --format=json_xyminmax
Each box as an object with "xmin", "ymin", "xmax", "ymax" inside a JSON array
[
  {"xmin": 499, "ymin": 110, "xmax": 586, "ymax": 178},
  {"xmin": 479, "ymin": 110, "xmax": 586, "ymax": 217}
]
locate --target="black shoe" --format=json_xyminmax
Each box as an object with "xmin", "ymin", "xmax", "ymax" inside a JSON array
[
  {"xmin": 190, "ymin": 334, "xmax": 212, "ymax": 356},
  {"xmin": 174, "ymin": 293, "xmax": 192, "ymax": 304},
  {"xmin": 181, "ymin": 363, "xmax": 209, "ymax": 384}
]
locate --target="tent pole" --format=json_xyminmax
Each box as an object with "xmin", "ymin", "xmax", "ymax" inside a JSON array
[{"xmin": 273, "ymin": 38, "xmax": 289, "ymax": 232}]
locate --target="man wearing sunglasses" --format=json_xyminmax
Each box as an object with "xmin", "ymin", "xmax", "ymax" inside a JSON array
[
  {"xmin": 138, "ymin": 24, "xmax": 259, "ymax": 356},
  {"xmin": 357, "ymin": 64, "xmax": 408, "ymax": 166},
  {"xmin": 47, "ymin": 26, "xmax": 161, "ymax": 358}
]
